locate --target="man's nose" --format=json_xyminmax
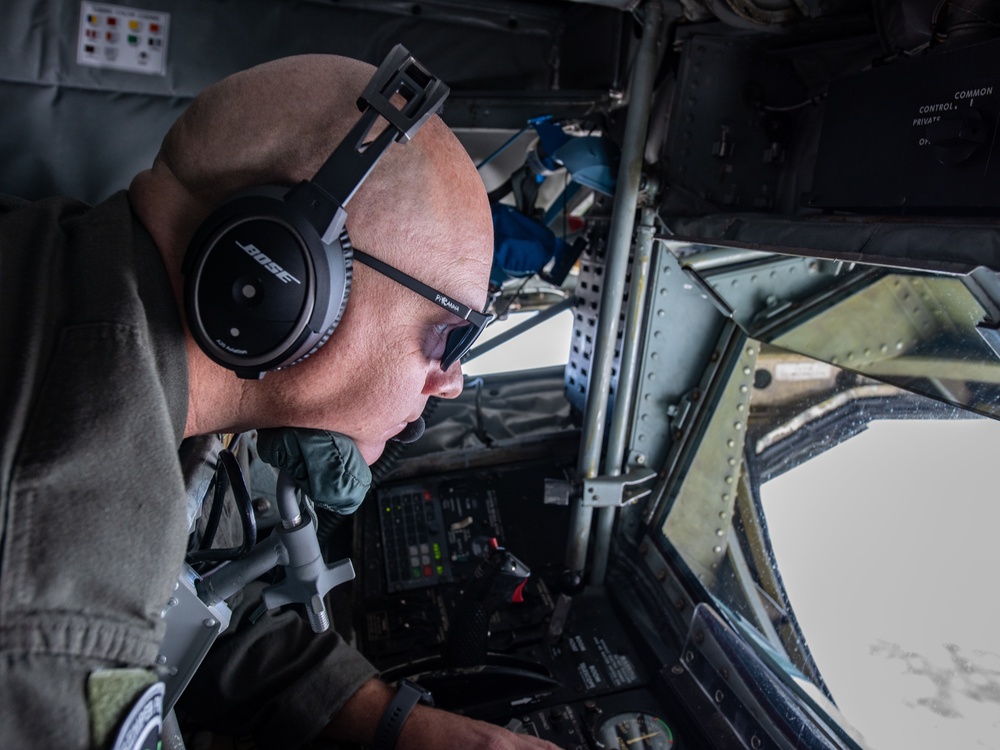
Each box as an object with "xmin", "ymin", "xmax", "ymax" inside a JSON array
[{"xmin": 424, "ymin": 361, "xmax": 464, "ymax": 399}]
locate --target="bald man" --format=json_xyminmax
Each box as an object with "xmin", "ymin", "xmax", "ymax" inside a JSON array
[{"xmin": 0, "ymin": 54, "xmax": 561, "ymax": 749}]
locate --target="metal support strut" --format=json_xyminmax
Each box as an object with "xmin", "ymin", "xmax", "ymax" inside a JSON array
[{"xmin": 565, "ymin": 1, "xmax": 665, "ymax": 577}]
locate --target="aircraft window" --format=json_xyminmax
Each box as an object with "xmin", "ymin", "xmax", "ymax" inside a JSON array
[
  {"xmin": 463, "ymin": 308, "xmax": 574, "ymax": 376},
  {"xmin": 761, "ymin": 416, "xmax": 1000, "ymax": 750},
  {"xmin": 652, "ymin": 332, "xmax": 1000, "ymax": 749}
]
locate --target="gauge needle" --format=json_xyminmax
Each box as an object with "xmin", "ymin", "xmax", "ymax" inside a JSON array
[{"xmin": 627, "ymin": 732, "xmax": 661, "ymax": 745}]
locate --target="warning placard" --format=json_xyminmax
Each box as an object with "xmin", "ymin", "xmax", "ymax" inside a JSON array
[{"xmin": 77, "ymin": 2, "xmax": 170, "ymax": 76}]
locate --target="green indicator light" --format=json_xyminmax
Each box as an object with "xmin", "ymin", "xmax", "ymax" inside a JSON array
[
  {"xmin": 433, "ymin": 542, "xmax": 441, "ymax": 559},
  {"xmin": 436, "ymin": 565, "xmax": 444, "ymax": 575}
]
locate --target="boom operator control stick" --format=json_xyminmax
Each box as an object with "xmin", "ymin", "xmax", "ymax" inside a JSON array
[
  {"xmin": 261, "ymin": 469, "xmax": 355, "ymax": 632},
  {"xmin": 197, "ymin": 469, "xmax": 354, "ymax": 633},
  {"xmin": 445, "ymin": 538, "xmax": 531, "ymax": 668}
]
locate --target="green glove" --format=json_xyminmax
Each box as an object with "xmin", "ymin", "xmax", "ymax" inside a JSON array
[{"xmin": 256, "ymin": 428, "xmax": 372, "ymax": 515}]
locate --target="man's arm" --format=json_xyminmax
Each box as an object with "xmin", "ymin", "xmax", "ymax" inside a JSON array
[{"xmin": 321, "ymin": 677, "xmax": 566, "ymax": 750}]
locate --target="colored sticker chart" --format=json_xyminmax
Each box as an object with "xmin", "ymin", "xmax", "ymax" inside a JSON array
[{"xmin": 77, "ymin": 2, "xmax": 170, "ymax": 76}]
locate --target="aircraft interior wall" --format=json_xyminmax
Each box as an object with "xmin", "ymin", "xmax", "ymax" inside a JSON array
[{"xmin": 0, "ymin": 0, "xmax": 622, "ymax": 202}]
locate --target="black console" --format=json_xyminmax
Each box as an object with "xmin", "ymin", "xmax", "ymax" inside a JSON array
[{"xmin": 352, "ymin": 461, "xmax": 695, "ymax": 749}]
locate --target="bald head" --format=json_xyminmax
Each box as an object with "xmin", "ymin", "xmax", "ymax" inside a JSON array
[
  {"xmin": 131, "ymin": 54, "xmax": 490, "ymax": 265},
  {"xmin": 130, "ymin": 53, "xmax": 493, "ymax": 444}
]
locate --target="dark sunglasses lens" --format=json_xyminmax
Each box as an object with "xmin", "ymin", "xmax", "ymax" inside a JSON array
[{"xmin": 441, "ymin": 323, "xmax": 483, "ymax": 370}]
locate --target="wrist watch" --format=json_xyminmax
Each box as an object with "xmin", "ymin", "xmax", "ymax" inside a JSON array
[{"xmin": 371, "ymin": 678, "xmax": 434, "ymax": 750}]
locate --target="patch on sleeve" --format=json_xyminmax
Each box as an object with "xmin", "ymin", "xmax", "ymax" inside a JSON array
[{"xmin": 88, "ymin": 669, "xmax": 163, "ymax": 750}]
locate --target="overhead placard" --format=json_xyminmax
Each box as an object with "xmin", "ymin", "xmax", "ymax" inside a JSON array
[{"xmin": 77, "ymin": 2, "xmax": 170, "ymax": 76}]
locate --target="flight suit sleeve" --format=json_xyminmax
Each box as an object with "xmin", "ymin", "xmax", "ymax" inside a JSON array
[
  {"xmin": 176, "ymin": 435, "xmax": 378, "ymax": 749},
  {"xmin": 176, "ymin": 580, "xmax": 379, "ymax": 749}
]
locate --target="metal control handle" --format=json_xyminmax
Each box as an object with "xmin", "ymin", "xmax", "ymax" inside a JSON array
[{"xmin": 261, "ymin": 470, "xmax": 356, "ymax": 632}]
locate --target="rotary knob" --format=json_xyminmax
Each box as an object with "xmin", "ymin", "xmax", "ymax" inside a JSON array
[{"xmin": 926, "ymin": 107, "xmax": 988, "ymax": 165}]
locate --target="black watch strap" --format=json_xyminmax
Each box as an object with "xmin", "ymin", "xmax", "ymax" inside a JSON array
[{"xmin": 371, "ymin": 679, "xmax": 434, "ymax": 750}]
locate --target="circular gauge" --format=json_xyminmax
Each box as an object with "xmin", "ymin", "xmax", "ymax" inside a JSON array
[{"xmin": 594, "ymin": 711, "xmax": 675, "ymax": 750}]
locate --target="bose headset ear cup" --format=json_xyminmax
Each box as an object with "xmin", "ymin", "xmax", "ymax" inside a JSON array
[
  {"xmin": 183, "ymin": 188, "xmax": 352, "ymax": 379},
  {"xmin": 284, "ymin": 230, "xmax": 354, "ymax": 368}
]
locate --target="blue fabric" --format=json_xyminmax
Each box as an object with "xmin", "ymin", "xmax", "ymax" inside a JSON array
[{"xmin": 490, "ymin": 203, "xmax": 565, "ymax": 286}]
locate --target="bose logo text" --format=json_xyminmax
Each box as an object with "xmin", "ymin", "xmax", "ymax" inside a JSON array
[
  {"xmin": 236, "ymin": 241, "xmax": 302, "ymax": 285},
  {"xmin": 435, "ymin": 293, "xmax": 461, "ymax": 314}
]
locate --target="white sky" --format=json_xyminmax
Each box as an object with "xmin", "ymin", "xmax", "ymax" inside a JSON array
[
  {"xmin": 463, "ymin": 309, "xmax": 574, "ymax": 377},
  {"xmin": 762, "ymin": 419, "xmax": 1000, "ymax": 750}
]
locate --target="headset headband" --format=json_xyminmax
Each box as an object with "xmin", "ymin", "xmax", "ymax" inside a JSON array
[{"xmin": 290, "ymin": 45, "xmax": 450, "ymax": 244}]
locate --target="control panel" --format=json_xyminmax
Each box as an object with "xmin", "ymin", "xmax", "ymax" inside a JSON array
[
  {"xmin": 808, "ymin": 37, "xmax": 1000, "ymax": 212},
  {"xmin": 378, "ymin": 480, "xmax": 453, "ymax": 592},
  {"xmin": 352, "ymin": 462, "xmax": 697, "ymax": 748}
]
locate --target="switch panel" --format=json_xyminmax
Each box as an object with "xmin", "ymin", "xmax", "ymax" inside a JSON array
[{"xmin": 808, "ymin": 37, "xmax": 1000, "ymax": 213}]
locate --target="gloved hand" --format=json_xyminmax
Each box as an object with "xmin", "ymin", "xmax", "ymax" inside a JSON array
[{"xmin": 256, "ymin": 428, "xmax": 372, "ymax": 515}]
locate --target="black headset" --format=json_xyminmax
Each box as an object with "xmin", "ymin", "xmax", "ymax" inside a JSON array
[{"xmin": 183, "ymin": 45, "xmax": 449, "ymax": 380}]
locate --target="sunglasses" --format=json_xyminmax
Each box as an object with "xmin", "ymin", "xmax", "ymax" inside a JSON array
[{"xmin": 352, "ymin": 249, "xmax": 494, "ymax": 371}]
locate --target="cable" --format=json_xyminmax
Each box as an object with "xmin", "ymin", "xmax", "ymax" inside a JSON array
[
  {"xmin": 495, "ymin": 274, "xmax": 534, "ymax": 319},
  {"xmin": 186, "ymin": 446, "xmax": 258, "ymax": 564},
  {"xmin": 197, "ymin": 466, "xmax": 226, "ymax": 554},
  {"xmin": 760, "ymin": 92, "xmax": 827, "ymax": 112}
]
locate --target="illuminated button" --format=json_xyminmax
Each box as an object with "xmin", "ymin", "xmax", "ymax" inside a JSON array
[
  {"xmin": 411, "ymin": 567, "xmax": 421, "ymax": 579},
  {"xmin": 128, "ymin": 20, "xmax": 140, "ymax": 31},
  {"xmin": 423, "ymin": 565, "xmax": 432, "ymax": 577},
  {"xmin": 149, "ymin": 23, "xmax": 160, "ymax": 33},
  {"xmin": 87, "ymin": 14, "xmax": 98, "ymax": 24},
  {"xmin": 107, "ymin": 16, "xmax": 117, "ymax": 26},
  {"xmin": 421, "ymin": 555, "xmax": 430, "ymax": 566}
]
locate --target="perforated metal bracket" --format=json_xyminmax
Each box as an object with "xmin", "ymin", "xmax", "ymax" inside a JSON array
[{"xmin": 582, "ymin": 467, "xmax": 657, "ymax": 507}]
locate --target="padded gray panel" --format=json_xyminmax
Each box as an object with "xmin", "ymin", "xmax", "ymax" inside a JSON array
[{"xmin": 0, "ymin": 0, "xmax": 621, "ymax": 202}]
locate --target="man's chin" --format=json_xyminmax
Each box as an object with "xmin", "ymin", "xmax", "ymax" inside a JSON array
[
  {"xmin": 356, "ymin": 418, "xmax": 426, "ymax": 465},
  {"xmin": 356, "ymin": 439, "xmax": 386, "ymax": 466}
]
